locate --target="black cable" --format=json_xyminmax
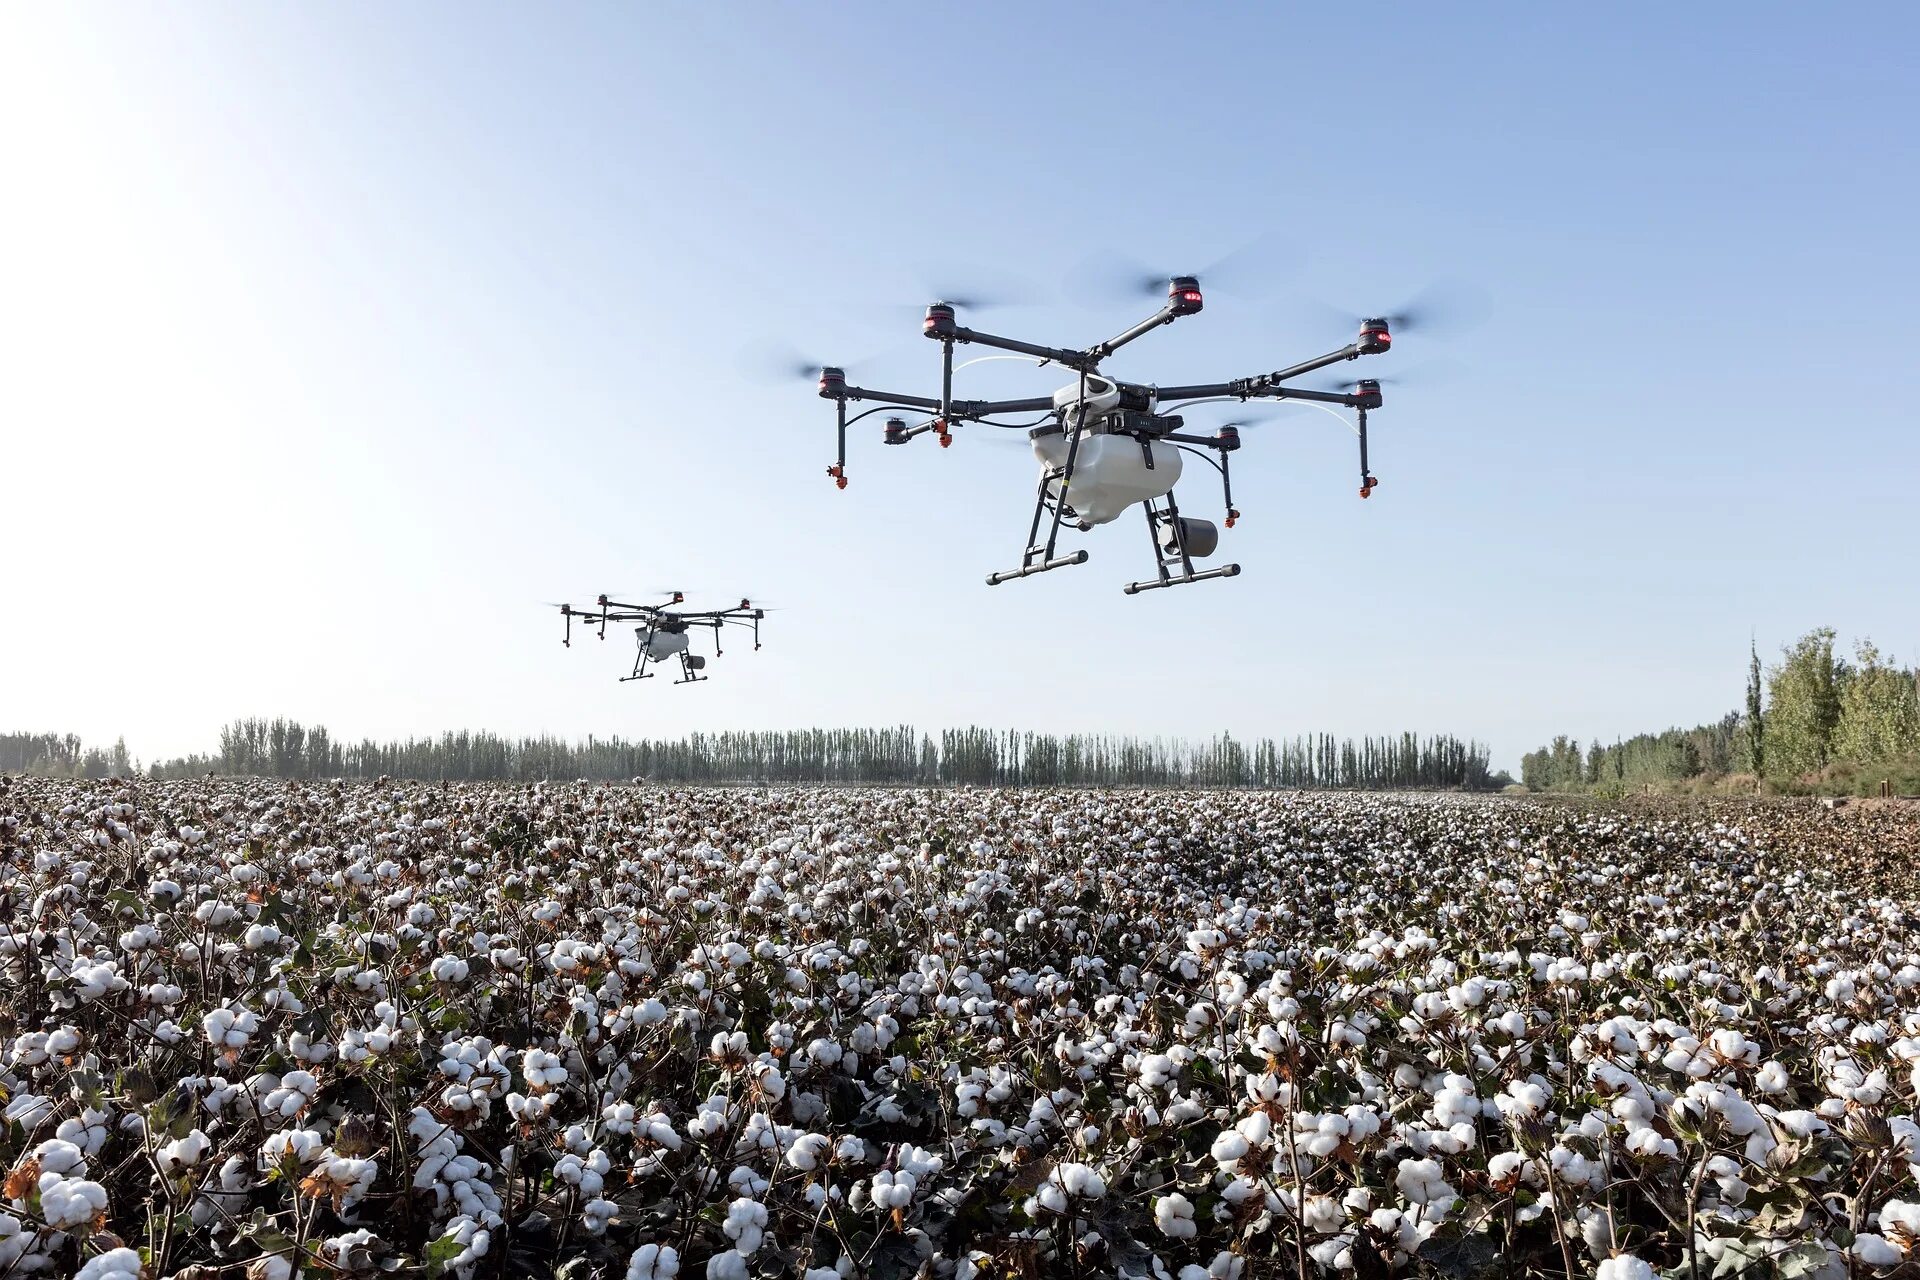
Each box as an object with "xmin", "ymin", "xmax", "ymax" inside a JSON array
[{"xmin": 1172, "ymin": 445, "xmax": 1226, "ymax": 478}]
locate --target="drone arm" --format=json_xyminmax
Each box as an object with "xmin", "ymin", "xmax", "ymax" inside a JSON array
[
  {"xmin": 1157, "ymin": 381, "xmax": 1359, "ymax": 407},
  {"xmin": 1090, "ymin": 304, "xmax": 1181, "ymax": 362},
  {"xmin": 1156, "ymin": 340, "xmax": 1376, "ymax": 403},
  {"xmin": 942, "ymin": 324, "xmax": 1095, "ymax": 371},
  {"xmin": 839, "ymin": 385, "xmax": 943, "ymax": 411},
  {"xmin": 953, "ymin": 396, "xmax": 1056, "ymax": 417}
]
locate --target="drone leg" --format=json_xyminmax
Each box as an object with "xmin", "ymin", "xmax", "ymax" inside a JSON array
[
  {"xmin": 987, "ymin": 375, "xmax": 1093, "ymax": 587},
  {"xmin": 987, "ymin": 469, "xmax": 1089, "ymax": 585},
  {"xmin": 1122, "ymin": 491, "xmax": 1241, "ymax": 595},
  {"xmin": 621, "ymin": 638, "xmax": 656, "ymax": 683}
]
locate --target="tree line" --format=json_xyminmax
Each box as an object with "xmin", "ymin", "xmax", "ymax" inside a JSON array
[
  {"xmin": 1521, "ymin": 628, "xmax": 1920, "ymax": 793},
  {"xmin": 79, "ymin": 719, "xmax": 1499, "ymax": 790},
  {"xmin": 0, "ymin": 732, "xmax": 133, "ymax": 779}
]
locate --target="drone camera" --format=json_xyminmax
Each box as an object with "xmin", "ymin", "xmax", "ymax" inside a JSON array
[
  {"xmin": 1358, "ymin": 318, "xmax": 1392, "ymax": 354},
  {"xmin": 923, "ymin": 303, "xmax": 957, "ymax": 339},
  {"xmin": 1168, "ymin": 276, "xmax": 1203, "ymax": 317},
  {"xmin": 1215, "ymin": 425, "xmax": 1242, "ymax": 452},
  {"xmin": 817, "ymin": 367, "xmax": 847, "ymax": 399},
  {"xmin": 1352, "ymin": 379, "xmax": 1383, "ymax": 410},
  {"xmin": 883, "ymin": 417, "xmax": 908, "ymax": 445}
]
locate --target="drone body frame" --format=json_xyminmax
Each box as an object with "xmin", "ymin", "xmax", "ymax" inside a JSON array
[
  {"xmin": 817, "ymin": 278, "xmax": 1391, "ymax": 592},
  {"xmin": 558, "ymin": 593, "xmax": 765, "ymax": 686}
]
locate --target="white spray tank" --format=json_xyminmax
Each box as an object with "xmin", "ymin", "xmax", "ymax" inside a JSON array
[
  {"xmin": 642, "ymin": 628, "xmax": 690, "ymax": 659},
  {"xmin": 1032, "ymin": 374, "xmax": 1181, "ymax": 526}
]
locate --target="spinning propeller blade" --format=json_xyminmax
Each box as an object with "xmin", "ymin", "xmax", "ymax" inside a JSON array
[
  {"xmin": 1065, "ymin": 231, "xmax": 1294, "ymax": 308},
  {"xmin": 1314, "ymin": 281, "xmax": 1491, "ymax": 339}
]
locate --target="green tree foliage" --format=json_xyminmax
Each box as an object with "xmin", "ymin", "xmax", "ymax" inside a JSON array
[
  {"xmin": 1764, "ymin": 627, "xmax": 1846, "ymax": 777},
  {"xmin": 1833, "ymin": 640, "xmax": 1920, "ymax": 766},
  {"xmin": 141, "ymin": 719, "xmax": 1497, "ymax": 790},
  {"xmin": 1521, "ymin": 627, "xmax": 1920, "ymax": 791},
  {"xmin": 0, "ymin": 731, "xmax": 131, "ymax": 778}
]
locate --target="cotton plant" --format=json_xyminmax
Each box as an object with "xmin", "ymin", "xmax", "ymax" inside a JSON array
[{"xmin": 7, "ymin": 778, "xmax": 1920, "ymax": 1277}]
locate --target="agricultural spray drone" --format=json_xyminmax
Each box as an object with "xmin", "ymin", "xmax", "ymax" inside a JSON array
[
  {"xmin": 813, "ymin": 276, "xmax": 1404, "ymax": 593},
  {"xmin": 556, "ymin": 593, "xmax": 765, "ymax": 685}
]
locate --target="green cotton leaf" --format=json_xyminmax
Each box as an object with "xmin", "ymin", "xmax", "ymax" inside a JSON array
[
  {"xmin": 424, "ymin": 1231, "xmax": 465, "ymax": 1277},
  {"xmin": 1416, "ymin": 1231, "xmax": 1503, "ymax": 1280},
  {"xmin": 1772, "ymin": 1243, "xmax": 1831, "ymax": 1280},
  {"xmin": 1709, "ymin": 1238, "xmax": 1772, "ymax": 1279}
]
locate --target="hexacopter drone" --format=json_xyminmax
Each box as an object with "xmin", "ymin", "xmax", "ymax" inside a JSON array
[
  {"xmin": 814, "ymin": 277, "xmax": 1395, "ymax": 593},
  {"xmin": 556, "ymin": 593, "xmax": 765, "ymax": 685}
]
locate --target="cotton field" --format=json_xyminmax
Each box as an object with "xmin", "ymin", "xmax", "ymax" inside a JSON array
[{"xmin": 5, "ymin": 778, "xmax": 1920, "ymax": 1280}]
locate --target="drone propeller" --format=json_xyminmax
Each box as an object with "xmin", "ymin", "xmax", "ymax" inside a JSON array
[
  {"xmin": 1307, "ymin": 358, "xmax": 1458, "ymax": 395},
  {"xmin": 1208, "ymin": 406, "xmax": 1310, "ymax": 431},
  {"xmin": 746, "ymin": 340, "xmax": 910, "ymax": 386},
  {"xmin": 1315, "ymin": 281, "xmax": 1491, "ymax": 339},
  {"xmin": 1064, "ymin": 231, "xmax": 1294, "ymax": 309}
]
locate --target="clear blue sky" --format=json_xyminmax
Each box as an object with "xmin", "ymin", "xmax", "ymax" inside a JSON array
[{"xmin": 4, "ymin": 4, "xmax": 1916, "ymax": 770}]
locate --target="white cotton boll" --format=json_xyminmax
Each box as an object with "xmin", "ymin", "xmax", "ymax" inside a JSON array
[
  {"xmin": 39, "ymin": 1173, "xmax": 110, "ymax": 1227},
  {"xmin": 431, "ymin": 955, "xmax": 470, "ymax": 982},
  {"xmin": 1433, "ymin": 1087, "xmax": 1479, "ymax": 1128},
  {"xmin": 1155, "ymin": 1192, "xmax": 1197, "ymax": 1239},
  {"xmin": 871, "ymin": 1170, "xmax": 917, "ymax": 1210},
  {"xmin": 752, "ymin": 1063, "xmax": 786, "ymax": 1100},
  {"xmin": 8, "ymin": 1093, "xmax": 53, "ymax": 1128},
  {"xmin": 523, "ymin": 1048, "xmax": 568, "ymax": 1090},
  {"xmin": 1032, "ymin": 1181, "xmax": 1068, "ymax": 1216},
  {"xmin": 1303, "ymin": 1194, "xmax": 1345, "ymax": 1233},
  {"xmin": 627, "ymin": 1244, "xmax": 682, "ymax": 1280},
  {"xmin": 1596, "ymin": 1256, "xmax": 1655, "ymax": 1280},
  {"xmin": 1625, "ymin": 1127, "xmax": 1677, "ymax": 1161},
  {"xmin": 1055, "ymin": 1162, "xmax": 1106, "ymax": 1199},
  {"xmin": 1210, "ymin": 1129, "xmax": 1251, "ymax": 1167},
  {"xmin": 261, "ymin": 1128, "xmax": 325, "ymax": 1168},
  {"xmin": 75, "ymin": 1248, "xmax": 145, "ymax": 1280},
  {"xmin": 1852, "ymin": 1235, "xmax": 1902, "ymax": 1269},
  {"xmin": 32, "ymin": 1138, "xmax": 87, "ymax": 1176},
  {"xmin": 159, "ymin": 1128, "xmax": 212, "ymax": 1173},
  {"xmin": 1878, "ymin": 1200, "xmax": 1920, "ymax": 1244},
  {"xmin": 786, "ymin": 1132, "xmax": 831, "ymax": 1172},
  {"xmin": 706, "ymin": 1251, "xmax": 749, "ymax": 1280},
  {"xmin": 1394, "ymin": 1157, "xmax": 1455, "ymax": 1210},
  {"xmin": 1488, "ymin": 1151, "xmax": 1529, "ymax": 1188}
]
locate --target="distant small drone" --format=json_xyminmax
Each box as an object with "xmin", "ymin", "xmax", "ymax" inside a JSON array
[
  {"xmin": 557, "ymin": 593, "xmax": 765, "ymax": 685},
  {"xmin": 812, "ymin": 276, "xmax": 1399, "ymax": 593}
]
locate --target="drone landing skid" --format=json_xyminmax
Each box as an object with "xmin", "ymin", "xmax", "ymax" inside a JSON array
[
  {"xmin": 1122, "ymin": 494, "xmax": 1241, "ymax": 596},
  {"xmin": 986, "ymin": 549, "xmax": 1088, "ymax": 587}
]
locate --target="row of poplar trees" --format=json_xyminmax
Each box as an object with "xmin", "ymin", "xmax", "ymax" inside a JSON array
[
  {"xmin": 133, "ymin": 719, "xmax": 1495, "ymax": 790},
  {"xmin": 0, "ymin": 732, "xmax": 134, "ymax": 779},
  {"xmin": 1521, "ymin": 628, "xmax": 1920, "ymax": 790}
]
